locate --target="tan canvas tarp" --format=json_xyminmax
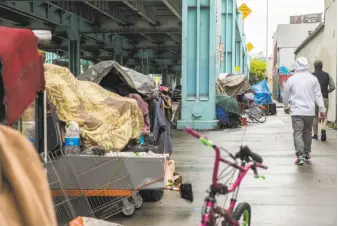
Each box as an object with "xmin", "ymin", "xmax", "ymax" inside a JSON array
[
  {"xmin": 44, "ymin": 64, "xmax": 144, "ymax": 151},
  {"xmin": 216, "ymin": 74, "xmax": 251, "ymax": 97}
]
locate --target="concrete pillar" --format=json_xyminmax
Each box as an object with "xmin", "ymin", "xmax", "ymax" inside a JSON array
[{"xmin": 177, "ymin": 0, "xmax": 219, "ymax": 130}]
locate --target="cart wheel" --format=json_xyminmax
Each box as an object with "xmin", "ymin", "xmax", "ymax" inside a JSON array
[
  {"xmin": 121, "ymin": 198, "xmax": 135, "ymax": 217},
  {"xmin": 139, "ymin": 189, "xmax": 164, "ymax": 202},
  {"xmin": 132, "ymin": 193, "xmax": 144, "ymax": 209}
]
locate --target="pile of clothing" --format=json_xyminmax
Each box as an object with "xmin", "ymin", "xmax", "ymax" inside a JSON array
[{"xmin": 78, "ymin": 61, "xmax": 173, "ymax": 156}]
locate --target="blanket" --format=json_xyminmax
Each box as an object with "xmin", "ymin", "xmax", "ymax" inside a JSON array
[
  {"xmin": 0, "ymin": 126, "xmax": 56, "ymax": 226},
  {"xmin": 44, "ymin": 64, "xmax": 144, "ymax": 151}
]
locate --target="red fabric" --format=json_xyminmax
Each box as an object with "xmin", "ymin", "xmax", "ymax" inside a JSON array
[{"xmin": 0, "ymin": 27, "xmax": 45, "ymax": 124}]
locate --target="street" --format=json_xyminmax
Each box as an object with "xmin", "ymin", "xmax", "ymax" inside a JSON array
[{"xmin": 114, "ymin": 107, "xmax": 337, "ymax": 226}]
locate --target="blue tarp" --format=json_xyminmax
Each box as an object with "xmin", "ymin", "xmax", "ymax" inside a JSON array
[
  {"xmin": 252, "ymin": 80, "xmax": 273, "ymax": 105},
  {"xmin": 279, "ymin": 66, "xmax": 290, "ymax": 75}
]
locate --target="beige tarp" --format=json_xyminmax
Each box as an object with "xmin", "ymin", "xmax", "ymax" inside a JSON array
[
  {"xmin": 44, "ymin": 64, "xmax": 144, "ymax": 151},
  {"xmin": 216, "ymin": 74, "xmax": 251, "ymax": 97}
]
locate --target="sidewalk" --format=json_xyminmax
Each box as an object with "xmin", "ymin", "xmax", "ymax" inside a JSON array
[{"xmin": 114, "ymin": 108, "xmax": 337, "ymax": 226}]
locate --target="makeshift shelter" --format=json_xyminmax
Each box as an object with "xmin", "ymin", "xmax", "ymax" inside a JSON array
[
  {"xmin": 251, "ymin": 80, "xmax": 273, "ymax": 106},
  {"xmin": 45, "ymin": 64, "xmax": 144, "ymax": 151},
  {"xmin": 78, "ymin": 61, "xmax": 158, "ymax": 98},
  {"xmin": 78, "ymin": 61, "xmax": 173, "ymax": 156},
  {"xmin": 216, "ymin": 74, "xmax": 252, "ymax": 97},
  {"xmin": 216, "ymin": 95, "xmax": 242, "ymax": 128}
]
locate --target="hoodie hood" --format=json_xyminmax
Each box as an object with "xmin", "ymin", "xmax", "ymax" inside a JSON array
[{"xmin": 295, "ymin": 57, "xmax": 309, "ymax": 72}]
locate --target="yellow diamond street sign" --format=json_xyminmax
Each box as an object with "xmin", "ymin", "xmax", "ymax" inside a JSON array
[
  {"xmin": 246, "ymin": 42, "xmax": 254, "ymax": 52},
  {"xmin": 238, "ymin": 3, "xmax": 252, "ymax": 20},
  {"xmin": 234, "ymin": 66, "xmax": 241, "ymax": 72}
]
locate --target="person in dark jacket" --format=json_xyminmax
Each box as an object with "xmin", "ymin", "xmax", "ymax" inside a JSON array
[{"xmin": 312, "ymin": 60, "xmax": 336, "ymax": 141}]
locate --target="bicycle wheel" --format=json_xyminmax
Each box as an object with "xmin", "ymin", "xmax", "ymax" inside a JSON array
[
  {"xmin": 233, "ymin": 202, "xmax": 251, "ymax": 226},
  {"xmin": 249, "ymin": 106, "xmax": 266, "ymax": 123}
]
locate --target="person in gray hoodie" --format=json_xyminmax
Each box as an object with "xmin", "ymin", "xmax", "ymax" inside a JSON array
[{"xmin": 283, "ymin": 57, "xmax": 326, "ymax": 165}]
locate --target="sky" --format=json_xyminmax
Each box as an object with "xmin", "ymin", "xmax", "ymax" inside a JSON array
[{"xmin": 238, "ymin": 0, "xmax": 324, "ymax": 57}]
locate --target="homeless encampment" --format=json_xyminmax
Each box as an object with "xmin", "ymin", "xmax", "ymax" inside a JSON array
[
  {"xmin": 174, "ymin": 75, "xmax": 250, "ymax": 128},
  {"xmin": 216, "ymin": 95, "xmax": 242, "ymax": 128},
  {"xmin": 78, "ymin": 60, "xmax": 158, "ymax": 98},
  {"xmin": 78, "ymin": 61, "xmax": 173, "ymax": 155},
  {"xmin": 251, "ymin": 79, "xmax": 273, "ymax": 106},
  {"xmin": 216, "ymin": 74, "xmax": 252, "ymax": 97},
  {"xmin": 44, "ymin": 64, "xmax": 144, "ymax": 151}
]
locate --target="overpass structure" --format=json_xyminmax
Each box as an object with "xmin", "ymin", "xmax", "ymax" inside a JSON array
[{"xmin": 0, "ymin": 0, "xmax": 249, "ymax": 129}]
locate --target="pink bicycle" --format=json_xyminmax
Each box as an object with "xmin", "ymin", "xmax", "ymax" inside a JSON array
[{"xmin": 184, "ymin": 128, "xmax": 268, "ymax": 226}]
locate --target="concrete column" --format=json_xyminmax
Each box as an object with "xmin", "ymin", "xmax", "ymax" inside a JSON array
[{"xmin": 177, "ymin": 0, "xmax": 218, "ymax": 130}]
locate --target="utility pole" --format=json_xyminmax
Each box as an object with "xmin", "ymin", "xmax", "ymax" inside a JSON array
[{"xmin": 265, "ymin": 0, "xmax": 269, "ymax": 71}]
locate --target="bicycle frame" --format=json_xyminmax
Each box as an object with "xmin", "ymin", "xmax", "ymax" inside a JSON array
[
  {"xmin": 183, "ymin": 127, "xmax": 267, "ymax": 226},
  {"xmin": 200, "ymin": 142, "xmax": 266, "ymax": 226}
]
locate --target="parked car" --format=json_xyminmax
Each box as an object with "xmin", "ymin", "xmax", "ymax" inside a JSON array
[{"xmin": 172, "ymin": 85, "xmax": 182, "ymax": 102}]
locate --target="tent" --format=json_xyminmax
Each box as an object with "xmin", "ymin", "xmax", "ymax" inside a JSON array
[{"xmin": 251, "ymin": 80, "xmax": 273, "ymax": 105}]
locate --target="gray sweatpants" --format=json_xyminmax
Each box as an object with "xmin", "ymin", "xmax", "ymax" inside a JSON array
[{"xmin": 291, "ymin": 116, "xmax": 314, "ymax": 157}]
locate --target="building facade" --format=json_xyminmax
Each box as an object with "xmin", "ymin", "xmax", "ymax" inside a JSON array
[
  {"xmin": 294, "ymin": 0, "xmax": 337, "ymax": 122},
  {"xmin": 272, "ymin": 23, "xmax": 320, "ymax": 71}
]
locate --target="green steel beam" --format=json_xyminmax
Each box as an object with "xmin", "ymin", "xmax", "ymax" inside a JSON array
[
  {"xmin": 45, "ymin": 1, "xmax": 95, "ymax": 24},
  {"xmin": 40, "ymin": 38, "xmax": 180, "ymax": 51},
  {"xmin": 122, "ymin": 0, "xmax": 157, "ymax": 24},
  {"xmin": 0, "ymin": 1, "xmax": 138, "ymax": 46},
  {"xmin": 162, "ymin": 0, "xmax": 182, "ymax": 21},
  {"xmin": 0, "ymin": 1, "xmax": 93, "ymax": 29},
  {"xmin": 139, "ymin": 33, "xmax": 158, "ymax": 43},
  {"xmin": 166, "ymin": 33, "xmax": 181, "ymax": 43},
  {"xmin": 81, "ymin": 0, "xmax": 128, "ymax": 25}
]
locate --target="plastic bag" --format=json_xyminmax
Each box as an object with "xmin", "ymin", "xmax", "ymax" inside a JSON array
[{"xmin": 69, "ymin": 217, "xmax": 123, "ymax": 226}]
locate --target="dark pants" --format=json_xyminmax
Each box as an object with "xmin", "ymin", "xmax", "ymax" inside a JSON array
[{"xmin": 291, "ymin": 116, "xmax": 314, "ymax": 157}]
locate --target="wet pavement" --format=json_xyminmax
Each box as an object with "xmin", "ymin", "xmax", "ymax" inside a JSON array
[{"xmin": 113, "ymin": 108, "xmax": 337, "ymax": 226}]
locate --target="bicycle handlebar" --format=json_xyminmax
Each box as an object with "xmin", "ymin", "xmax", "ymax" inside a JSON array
[
  {"xmin": 184, "ymin": 127, "xmax": 267, "ymax": 196},
  {"xmin": 184, "ymin": 127, "xmax": 266, "ymax": 166},
  {"xmin": 184, "ymin": 128, "xmax": 214, "ymax": 147},
  {"xmin": 235, "ymin": 145, "xmax": 263, "ymax": 163}
]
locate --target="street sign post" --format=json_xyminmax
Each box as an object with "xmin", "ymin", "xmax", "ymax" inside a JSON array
[
  {"xmin": 238, "ymin": 3, "xmax": 252, "ymax": 19},
  {"xmin": 246, "ymin": 42, "xmax": 254, "ymax": 52},
  {"xmin": 234, "ymin": 66, "xmax": 240, "ymax": 73}
]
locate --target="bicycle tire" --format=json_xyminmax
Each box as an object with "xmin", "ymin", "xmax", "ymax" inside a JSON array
[
  {"xmin": 244, "ymin": 109, "xmax": 256, "ymax": 122},
  {"xmin": 249, "ymin": 106, "xmax": 267, "ymax": 123},
  {"xmin": 233, "ymin": 202, "xmax": 251, "ymax": 226}
]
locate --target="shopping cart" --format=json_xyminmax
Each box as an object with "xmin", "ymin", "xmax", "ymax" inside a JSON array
[{"xmin": 41, "ymin": 149, "xmax": 166, "ymax": 225}]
